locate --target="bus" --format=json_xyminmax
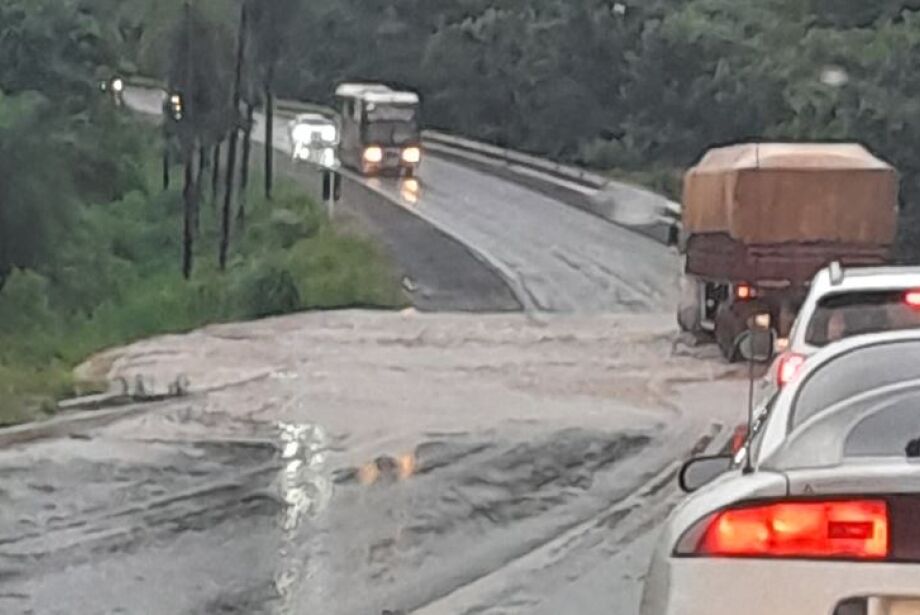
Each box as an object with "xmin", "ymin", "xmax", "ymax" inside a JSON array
[{"xmin": 335, "ymin": 83, "xmax": 422, "ymax": 177}]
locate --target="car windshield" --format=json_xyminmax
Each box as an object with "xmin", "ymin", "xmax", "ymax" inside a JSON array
[{"xmin": 805, "ymin": 290, "xmax": 920, "ymax": 347}]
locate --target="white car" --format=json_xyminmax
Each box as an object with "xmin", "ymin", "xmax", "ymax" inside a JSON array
[
  {"xmin": 288, "ymin": 113, "xmax": 339, "ymax": 168},
  {"xmin": 640, "ymin": 330, "xmax": 920, "ymax": 615},
  {"xmin": 767, "ymin": 264, "xmax": 920, "ymax": 392}
]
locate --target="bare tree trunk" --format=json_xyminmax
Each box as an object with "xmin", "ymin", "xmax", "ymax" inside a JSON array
[
  {"xmin": 194, "ymin": 144, "xmax": 206, "ymax": 235},
  {"xmin": 211, "ymin": 140, "xmax": 222, "ymax": 205},
  {"xmin": 238, "ymin": 102, "xmax": 255, "ymax": 228},
  {"xmin": 220, "ymin": 2, "xmax": 248, "ymax": 271},
  {"xmin": 163, "ymin": 146, "xmax": 170, "ymax": 190},
  {"xmin": 264, "ymin": 67, "xmax": 275, "ymax": 201},
  {"xmin": 182, "ymin": 154, "xmax": 195, "ymax": 279},
  {"xmin": 221, "ymin": 130, "xmax": 239, "ymax": 270}
]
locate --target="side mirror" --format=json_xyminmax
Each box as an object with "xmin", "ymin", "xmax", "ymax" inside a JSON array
[
  {"xmin": 679, "ymin": 455, "xmax": 733, "ymax": 493},
  {"xmin": 738, "ymin": 314, "xmax": 776, "ymax": 363}
]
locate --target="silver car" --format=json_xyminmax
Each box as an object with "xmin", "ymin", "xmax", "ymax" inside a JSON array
[{"xmin": 641, "ymin": 330, "xmax": 920, "ymax": 615}]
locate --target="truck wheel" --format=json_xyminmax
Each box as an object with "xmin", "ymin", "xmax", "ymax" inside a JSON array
[
  {"xmin": 715, "ymin": 303, "xmax": 744, "ymax": 363},
  {"xmin": 677, "ymin": 275, "xmax": 704, "ymax": 335}
]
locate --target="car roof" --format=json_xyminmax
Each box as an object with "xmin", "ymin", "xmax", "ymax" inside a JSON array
[
  {"xmin": 811, "ymin": 265, "xmax": 920, "ymax": 295},
  {"xmin": 758, "ymin": 329, "xmax": 920, "ymax": 466}
]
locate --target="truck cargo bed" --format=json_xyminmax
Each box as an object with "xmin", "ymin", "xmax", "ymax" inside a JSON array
[{"xmin": 685, "ymin": 233, "xmax": 891, "ymax": 286}]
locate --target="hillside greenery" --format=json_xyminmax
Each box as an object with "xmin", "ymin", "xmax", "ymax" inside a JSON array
[{"xmin": 0, "ymin": 0, "xmax": 402, "ymax": 425}]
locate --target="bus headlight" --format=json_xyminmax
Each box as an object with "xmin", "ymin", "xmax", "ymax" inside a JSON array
[
  {"xmin": 402, "ymin": 147, "xmax": 421, "ymax": 164},
  {"xmin": 363, "ymin": 146, "xmax": 383, "ymax": 164}
]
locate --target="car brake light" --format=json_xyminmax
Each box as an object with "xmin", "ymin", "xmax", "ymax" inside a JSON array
[
  {"xmin": 777, "ymin": 353, "xmax": 806, "ymax": 387},
  {"xmin": 731, "ymin": 425, "xmax": 749, "ymax": 455},
  {"xmin": 677, "ymin": 500, "xmax": 889, "ymax": 560},
  {"xmin": 905, "ymin": 291, "xmax": 920, "ymax": 308}
]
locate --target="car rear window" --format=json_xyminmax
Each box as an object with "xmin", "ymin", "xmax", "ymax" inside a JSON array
[
  {"xmin": 791, "ymin": 339, "xmax": 920, "ymax": 429},
  {"xmin": 805, "ymin": 290, "xmax": 920, "ymax": 347},
  {"xmin": 845, "ymin": 394, "xmax": 920, "ymax": 457}
]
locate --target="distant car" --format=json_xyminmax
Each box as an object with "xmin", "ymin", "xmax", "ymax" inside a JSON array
[
  {"xmin": 288, "ymin": 113, "xmax": 339, "ymax": 168},
  {"xmin": 640, "ymin": 330, "xmax": 920, "ymax": 615},
  {"xmin": 764, "ymin": 264, "xmax": 920, "ymax": 395}
]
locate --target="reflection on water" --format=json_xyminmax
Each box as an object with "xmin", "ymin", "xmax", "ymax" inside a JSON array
[
  {"xmin": 274, "ymin": 422, "xmax": 333, "ymax": 607},
  {"xmin": 356, "ymin": 452, "xmax": 418, "ymax": 486},
  {"xmin": 400, "ymin": 178, "xmax": 421, "ymax": 204}
]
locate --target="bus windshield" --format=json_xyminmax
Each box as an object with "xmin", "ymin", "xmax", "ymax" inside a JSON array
[{"xmin": 364, "ymin": 121, "xmax": 419, "ymax": 146}]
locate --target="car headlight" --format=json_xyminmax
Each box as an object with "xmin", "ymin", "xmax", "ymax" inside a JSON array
[
  {"xmin": 112, "ymin": 78, "xmax": 124, "ymax": 93},
  {"xmin": 363, "ymin": 146, "xmax": 384, "ymax": 164},
  {"xmin": 402, "ymin": 147, "xmax": 421, "ymax": 164}
]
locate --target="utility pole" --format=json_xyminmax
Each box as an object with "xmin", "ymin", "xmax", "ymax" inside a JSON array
[
  {"xmin": 181, "ymin": 0, "xmax": 195, "ymax": 279},
  {"xmin": 220, "ymin": 0, "xmax": 247, "ymax": 271}
]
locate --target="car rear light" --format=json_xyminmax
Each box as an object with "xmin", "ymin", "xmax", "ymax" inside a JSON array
[
  {"xmin": 676, "ymin": 500, "xmax": 889, "ymax": 560},
  {"xmin": 735, "ymin": 283, "xmax": 756, "ymax": 301},
  {"xmin": 777, "ymin": 352, "xmax": 806, "ymax": 387},
  {"xmin": 730, "ymin": 424, "xmax": 749, "ymax": 455},
  {"xmin": 905, "ymin": 291, "xmax": 920, "ymax": 308}
]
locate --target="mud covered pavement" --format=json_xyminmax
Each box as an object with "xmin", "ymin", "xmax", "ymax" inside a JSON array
[{"xmin": 0, "ymin": 312, "xmax": 746, "ymax": 614}]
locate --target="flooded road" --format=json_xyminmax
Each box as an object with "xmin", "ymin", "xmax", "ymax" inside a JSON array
[{"xmin": 0, "ymin": 312, "xmax": 745, "ymax": 614}]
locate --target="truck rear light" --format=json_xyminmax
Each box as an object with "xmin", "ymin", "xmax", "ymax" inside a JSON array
[
  {"xmin": 777, "ymin": 352, "xmax": 806, "ymax": 387},
  {"xmin": 735, "ymin": 283, "xmax": 756, "ymax": 300},
  {"xmin": 905, "ymin": 291, "xmax": 920, "ymax": 308},
  {"xmin": 676, "ymin": 500, "xmax": 889, "ymax": 560}
]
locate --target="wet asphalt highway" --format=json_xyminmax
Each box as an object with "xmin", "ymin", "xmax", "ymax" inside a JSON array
[{"xmin": 0, "ymin": 313, "xmax": 746, "ymax": 614}]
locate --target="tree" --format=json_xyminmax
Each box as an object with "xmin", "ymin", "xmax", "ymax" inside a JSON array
[
  {"xmin": 247, "ymin": 0, "xmax": 300, "ymax": 200},
  {"xmin": 220, "ymin": 0, "xmax": 248, "ymax": 271},
  {"xmin": 167, "ymin": 0, "xmax": 235, "ymax": 277}
]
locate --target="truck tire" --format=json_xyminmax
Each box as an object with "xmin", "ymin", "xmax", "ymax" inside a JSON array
[
  {"xmin": 677, "ymin": 274, "xmax": 704, "ymax": 334},
  {"xmin": 715, "ymin": 302, "xmax": 745, "ymax": 362}
]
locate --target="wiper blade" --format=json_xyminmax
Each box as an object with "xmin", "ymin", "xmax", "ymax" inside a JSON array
[{"xmin": 907, "ymin": 437, "xmax": 920, "ymax": 459}]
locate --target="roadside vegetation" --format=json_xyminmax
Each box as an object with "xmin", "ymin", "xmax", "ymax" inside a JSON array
[
  {"xmin": 0, "ymin": 0, "xmax": 402, "ymax": 425},
  {"xmin": 113, "ymin": 0, "xmax": 920, "ymax": 258}
]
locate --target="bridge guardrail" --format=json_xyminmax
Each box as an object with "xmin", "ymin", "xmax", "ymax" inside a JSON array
[{"xmin": 423, "ymin": 130, "xmax": 681, "ymax": 245}]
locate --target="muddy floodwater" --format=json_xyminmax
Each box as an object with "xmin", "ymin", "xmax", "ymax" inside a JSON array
[{"xmin": 0, "ymin": 311, "xmax": 746, "ymax": 614}]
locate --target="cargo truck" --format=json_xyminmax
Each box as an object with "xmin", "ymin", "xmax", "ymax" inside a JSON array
[{"xmin": 677, "ymin": 143, "xmax": 899, "ymax": 360}]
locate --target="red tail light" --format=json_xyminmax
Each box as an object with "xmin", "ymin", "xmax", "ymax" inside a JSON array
[
  {"xmin": 677, "ymin": 500, "xmax": 889, "ymax": 560},
  {"xmin": 905, "ymin": 291, "xmax": 920, "ymax": 308},
  {"xmin": 777, "ymin": 353, "xmax": 806, "ymax": 387},
  {"xmin": 731, "ymin": 425, "xmax": 749, "ymax": 455},
  {"xmin": 735, "ymin": 284, "xmax": 756, "ymax": 301}
]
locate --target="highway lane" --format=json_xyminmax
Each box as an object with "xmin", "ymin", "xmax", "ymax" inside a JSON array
[
  {"xmin": 369, "ymin": 157, "xmax": 679, "ymax": 312},
  {"xmin": 126, "ymin": 86, "xmax": 679, "ymax": 314}
]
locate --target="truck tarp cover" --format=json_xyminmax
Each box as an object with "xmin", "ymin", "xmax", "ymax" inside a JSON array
[{"xmin": 683, "ymin": 143, "xmax": 898, "ymax": 245}]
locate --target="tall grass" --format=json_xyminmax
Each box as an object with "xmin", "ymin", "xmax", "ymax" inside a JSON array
[{"xmin": 0, "ymin": 157, "xmax": 404, "ymax": 426}]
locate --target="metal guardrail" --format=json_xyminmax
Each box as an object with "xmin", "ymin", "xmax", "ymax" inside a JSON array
[
  {"xmin": 422, "ymin": 129, "xmax": 682, "ymax": 244},
  {"xmin": 423, "ymin": 130, "xmax": 609, "ymax": 191}
]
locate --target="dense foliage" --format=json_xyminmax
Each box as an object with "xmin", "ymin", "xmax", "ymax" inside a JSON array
[
  {"xmin": 274, "ymin": 0, "xmax": 920, "ymax": 255},
  {"xmin": 0, "ymin": 0, "xmax": 401, "ymax": 424}
]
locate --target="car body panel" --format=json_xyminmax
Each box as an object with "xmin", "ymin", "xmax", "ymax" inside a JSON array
[{"xmin": 640, "ymin": 331, "xmax": 920, "ymax": 615}]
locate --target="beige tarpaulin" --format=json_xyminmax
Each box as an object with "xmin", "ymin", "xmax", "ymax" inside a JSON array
[{"xmin": 683, "ymin": 143, "xmax": 898, "ymax": 245}]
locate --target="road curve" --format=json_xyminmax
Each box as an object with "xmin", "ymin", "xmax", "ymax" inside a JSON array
[{"xmin": 370, "ymin": 156, "xmax": 678, "ymax": 313}]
